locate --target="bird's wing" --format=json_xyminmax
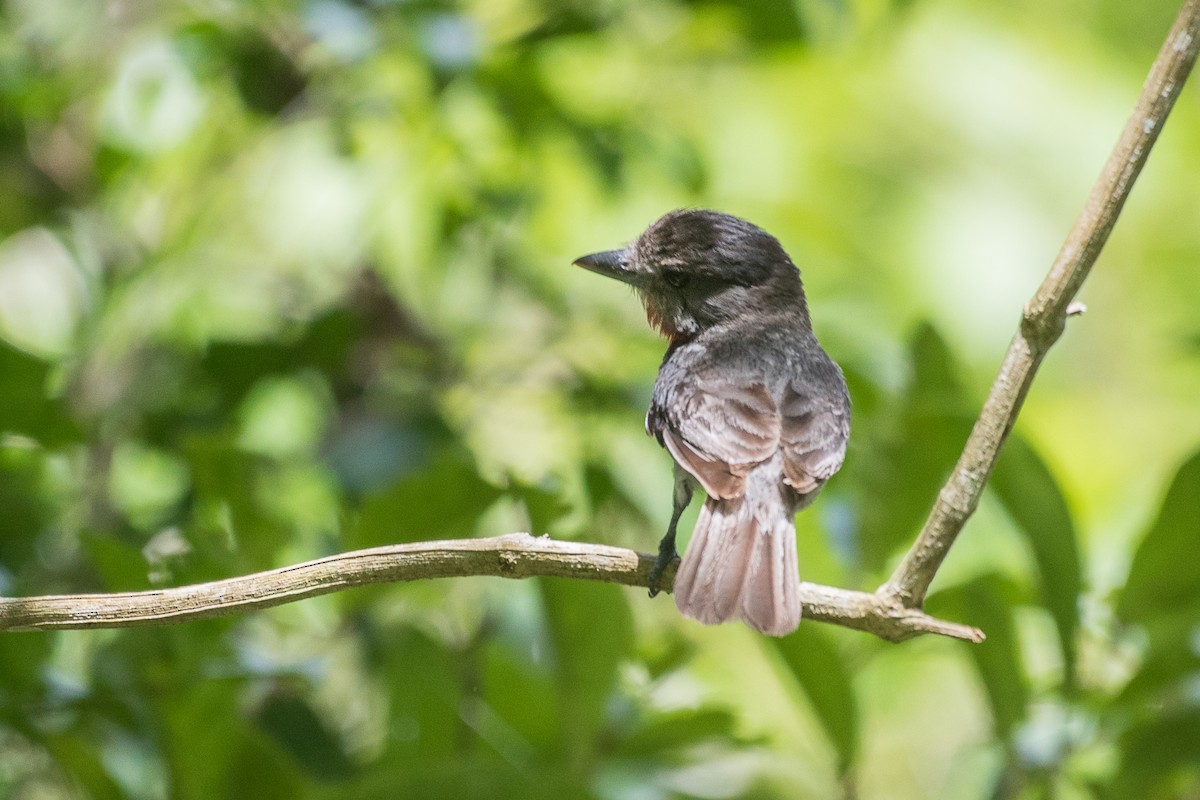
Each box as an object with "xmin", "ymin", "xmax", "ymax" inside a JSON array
[
  {"xmin": 778, "ymin": 379, "xmax": 850, "ymax": 495},
  {"xmin": 653, "ymin": 379, "xmax": 781, "ymax": 500}
]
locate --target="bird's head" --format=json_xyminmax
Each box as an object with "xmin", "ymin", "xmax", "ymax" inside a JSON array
[{"xmin": 573, "ymin": 209, "xmax": 809, "ymax": 344}]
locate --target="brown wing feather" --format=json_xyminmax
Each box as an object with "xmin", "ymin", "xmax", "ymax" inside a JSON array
[
  {"xmin": 779, "ymin": 381, "xmax": 850, "ymax": 495},
  {"xmin": 660, "ymin": 381, "xmax": 779, "ymax": 500}
]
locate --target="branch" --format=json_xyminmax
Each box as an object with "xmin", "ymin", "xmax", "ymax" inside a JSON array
[
  {"xmin": 880, "ymin": 0, "xmax": 1200, "ymax": 608},
  {"xmin": 0, "ymin": 533, "xmax": 983, "ymax": 642},
  {"xmin": 2, "ymin": 3, "xmax": 1195, "ymax": 646}
]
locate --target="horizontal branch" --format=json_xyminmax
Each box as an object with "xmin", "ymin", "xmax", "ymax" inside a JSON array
[{"xmin": 0, "ymin": 533, "xmax": 983, "ymax": 643}]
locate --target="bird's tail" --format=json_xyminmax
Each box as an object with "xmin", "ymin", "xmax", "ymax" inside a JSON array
[{"xmin": 672, "ymin": 469, "xmax": 801, "ymax": 636}]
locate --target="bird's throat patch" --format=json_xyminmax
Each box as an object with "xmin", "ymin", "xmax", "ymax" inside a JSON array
[{"xmin": 642, "ymin": 296, "xmax": 685, "ymax": 346}]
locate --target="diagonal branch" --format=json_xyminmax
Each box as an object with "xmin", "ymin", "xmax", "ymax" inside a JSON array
[
  {"xmin": 879, "ymin": 0, "xmax": 1200, "ymax": 608},
  {"xmin": 0, "ymin": 533, "xmax": 984, "ymax": 642}
]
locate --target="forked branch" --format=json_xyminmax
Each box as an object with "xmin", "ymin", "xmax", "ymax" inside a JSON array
[{"xmin": 0, "ymin": 534, "xmax": 983, "ymax": 641}]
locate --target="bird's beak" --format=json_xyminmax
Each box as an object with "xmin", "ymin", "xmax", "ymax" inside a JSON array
[{"xmin": 572, "ymin": 249, "xmax": 642, "ymax": 287}]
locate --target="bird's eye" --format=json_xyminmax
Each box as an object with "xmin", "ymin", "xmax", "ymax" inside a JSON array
[{"xmin": 663, "ymin": 270, "xmax": 690, "ymax": 289}]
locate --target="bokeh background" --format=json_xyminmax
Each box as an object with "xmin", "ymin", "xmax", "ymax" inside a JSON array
[{"xmin": 2, "ymin": 0, "xmax": 1200, "ymax": 798}]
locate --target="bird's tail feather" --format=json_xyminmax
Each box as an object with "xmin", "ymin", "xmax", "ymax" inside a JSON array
[{"xmin": 672, "ymin": 490, "xmax": 801, "ymax": 636}]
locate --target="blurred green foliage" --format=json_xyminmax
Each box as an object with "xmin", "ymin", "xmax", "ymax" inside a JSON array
[{"xmin": 2, "ymin": 0, "xmax": 1199, "ymax": 798}]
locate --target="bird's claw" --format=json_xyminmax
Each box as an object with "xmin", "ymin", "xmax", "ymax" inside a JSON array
[{"xmin": 647, "ymin": 540, "xmax": 679, "ymax": 598}]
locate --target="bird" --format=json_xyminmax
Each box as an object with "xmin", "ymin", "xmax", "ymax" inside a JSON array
[{"xmin": 573, "ymin": 209, "xmax": 850, "ymax": 636}]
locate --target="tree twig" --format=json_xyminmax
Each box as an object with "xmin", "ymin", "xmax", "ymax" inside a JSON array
[
  {"xmin": 0, "ymin": 533, "xmax": 984, "ymax": 642},
  {"xmin": 879, "ymin": 0, "xmax": 1200, "ymax": 608}
]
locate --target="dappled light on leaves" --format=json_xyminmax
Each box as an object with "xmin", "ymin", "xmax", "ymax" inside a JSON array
[{"xmin": 0, "ymin": 0, "xmax": 1199, "ymax": 799}]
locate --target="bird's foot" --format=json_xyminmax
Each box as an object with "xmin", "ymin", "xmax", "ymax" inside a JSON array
[{"xmin": 647, "ymin": 537, "xmax": 679, "ymax": 598}]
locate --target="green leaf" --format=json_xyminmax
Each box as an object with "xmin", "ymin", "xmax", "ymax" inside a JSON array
[
  {"xmin": 1118, "ymin": 448, "xmax": 1200, "ymax": 623},
  {"xmin": 512, "ymin": 477, "xmax": 578, "ymax": 537},
  {"xmin": 351, "ymin": 447, "xmax": 501, "ymax": 548},
  {"xmin": 1106, "ymin": 710, "xmax": 1200, "ymax": 800},
  {"xmin": 371, "ymin": 625, "xmax": 464, "ymax": 762},
  {"xmin": 225, "ymin": 29, "xmax": 308, "ymax": 117},
  {"xmin": 183, "ymin": 435, "xmax": 289, "ymax": 570},
  {"xmin": 40, "ymin": 731, "xmax": 124, "ymax": 800},
  {"xmin": 772, "ymin": 625, "xmax": 859, "ymax": 772},
  {"xmin": 159, "ymin": 679, "xmax": 255, "ymax": 799},
  {"xmin": 0, "ymin": 631, "xmax": 53, "ymax": 696},
  {"xmin": 990, "ymin": 434, "xmax": 1081, "ymax": 691},
  {"xmin": 540, "ymin": 578, "xmax": 634, "ymax": 769},
  {"xmin": 0, "ymin": 340, "xmax": 80, "ymax": 446},
  {"xmin": 928, "ymin": 574, "xmax": 1027, "ymax": 738},
  {"xmin": 614, "ymin": 707, "xmax": 741, "ymax": 758},
  {"xmin": 637, "ymin": 627, "xmax": 697, "ymax": 681},
  {"xmin": 687, "ymin": 0, "xmax": 809, "ymax": 44},
  {"xmin": 255, "ymin": 691, "xmax": 355, "ymax": 781},
  {"xmin": 1114, "ymin": 618, "xmax": 1199, "ymax": 709},
  {"xmin": 482, "ymin": 637, "xmax": 559, "ymax": 753},
  {"xmin": 857, "ymin": 323, "xmax": 973, "ymax": 571},
  {"xmin": 81, "ymin": 533, "xmax": 152, "ymax": 591},
  {"xmin": 0, "ymin": 444, "xmax": 52, "ymax": 567},
  {"xmin": 223, "ymin": 735, "xmax": 308, "ymax": 800}
]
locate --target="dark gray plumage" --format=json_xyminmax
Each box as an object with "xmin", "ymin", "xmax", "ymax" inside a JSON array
[{"xmin": 574, "ymin": 209, "xmax": 850, "ymax": 636}]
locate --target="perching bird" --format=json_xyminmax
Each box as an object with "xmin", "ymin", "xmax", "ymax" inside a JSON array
[{"xmin": 574, "ymin": 210, "xmax": 850, "ymax": 636}]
